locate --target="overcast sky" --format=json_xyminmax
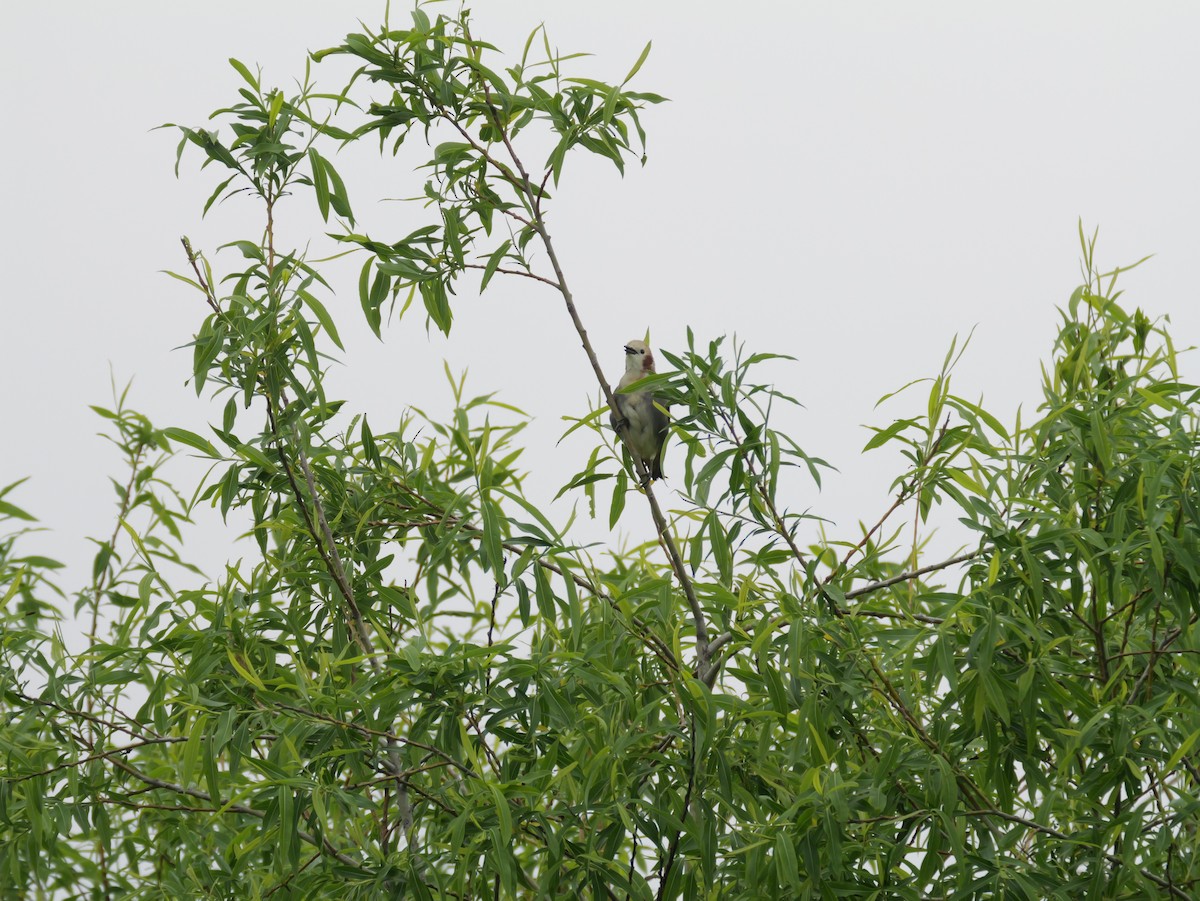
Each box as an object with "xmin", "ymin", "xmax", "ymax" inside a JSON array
[{"xmin": 3, "ymin": 2, "xmax": 1199, "ymax": 595}]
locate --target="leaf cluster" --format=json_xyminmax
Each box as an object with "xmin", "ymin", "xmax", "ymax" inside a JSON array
[{"xmin": 3, "ymin": 9, "xmax": 1200, "ymax": 901}]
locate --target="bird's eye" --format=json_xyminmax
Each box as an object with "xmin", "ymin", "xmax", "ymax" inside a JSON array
[{"xmin": 639, "ymin": 348, "xmax": 645, "ymax": 354}]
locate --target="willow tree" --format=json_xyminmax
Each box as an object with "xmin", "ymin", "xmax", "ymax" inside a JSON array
[{"xmin": 2, "ymin": 6, "xmax": 1198, "ymax": 899}]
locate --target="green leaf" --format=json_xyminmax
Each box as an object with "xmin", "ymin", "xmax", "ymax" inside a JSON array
[
  {"xmin": 927, "ymin": 374, "xmax": 945, "ymax": 428},
  {"xmin": 480, "ymin": 240, "xmax": 511, "ymax": 292},
  {"xmin": 602, "ymin": 84, "xmax": 620, "ymax": 125},
  {"xmin": 863, "ymin": 418, "xmax": 918, "ymax": 452},
  {"xmin": 267, "ymin": 90, "xmax": 284, "ymax": 129},
  {"xmin": 163, "ymin": 427, "xmax": 220, "ymax": 458},
  {"xmin": 1166, "ymin": 729, "xmax": 1200, "ymax": 772},
  {"xmin": 228, "ymin": 58, "xmax": 259, "ymax": 92},
  {"xmin": 488, "ymin": 783, "xmax": 513, "ymax": 844},
  {"xmin": 359, "ymin": 259, "xmax": 383, "ymax": 338},
  {"xmin": 622, "ymin": 41, "xmax": 652, "ymax": 85},
  {"xmin": 708, "ymin": 512, "xmax": 732, "ymax": 587},
  {"xmin": 361, "ymin": 417, "xmax": 380, "ymax": 467},
  {"xmin": 609, "ymin": 468, "xmax": 628, "ymax": 528},
  {"xmin": 420, "ymin": 279, "xmax": 453, "ymax": 335},
  {"xmin": 92, "ymin": 543, "xmax": 112, "ymax": 581},
  {"xmin": 323, "ymin": 155, "xmax": 354, "ymax": 224},
  {"xmin": 202, "ymin": 174, "xmax": 237, "ymax": 217},
  {"xmin": 480, "ymin": 500, "xmax": 505, "ymax": 575},
  {"xmin": 0, "ymin": 569, "xmax": 24, "ymax": 608},
  {"xmin": 308, "ymin": 148, "xmax": 331, "ymax": 221},
  {"xmin": 234, "ymin": 443, "xmax": 274, "ymax": 471},
  {"xmin": 227, "ymin": 649, "xmax": 265, "ymax": 689},
  {"xmin": 220, "ymin": 239, "xmax": 265, "ymax": 261},
  {"xmin": 297, "ymin": 289, "xmax": 344, "ymax": 350},
  {"xmin": 13, "ymin": 555, "xmax": 64, "ymax": 570},
  {"xmin": 533, "ymin": 565, "xmax": 556, "ymax": 625},
  {"xmin": 0, "ymin": 477, "xmax": 30, "ymax": 501},
  {"xmin": 0, "ymin": 499, "xmax": 35, "ymax": 521},
  {"xmin": 181, "ymin": 713, "xmax": 208, "ymax": 788},
  {"xmin": 160, "ymin": 268, "xmax": 203, "ymax": 292}
]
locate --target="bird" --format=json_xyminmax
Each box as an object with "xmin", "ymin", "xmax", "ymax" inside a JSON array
[{"xmin": 610, "ymin": 339, "xmax": 669, "ymax": 481}]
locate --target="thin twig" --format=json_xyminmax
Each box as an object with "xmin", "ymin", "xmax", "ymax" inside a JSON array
[
  {"xmin": 264, "ymin": 852, "xmax": 322, "ymax": 898},
  {"xmin": 533, "ymin": 218, "xmax": 710, "ymax": 674},
  {"xmin": 462, "ymin": 262, "xmax": 560, "ymax": 289},
  {"xmin": 264, "ymin": 401, "xmax": 372, "ymax": 660},
  {"xmin": 109, "ymin": 758, "xmax": 362, "ymax": 869},
  {"xmin": 271, "ymin": 702, "xmax": 476, "ymax": 779},
  {"xmin": 13, "ymin": 689, "xmax": 152, "ymax": 743},
  {"xmin": 823, "ymin": 419, "xmax": 950, "ymax": 589},
  {"xmin": 292, "ymin": 424, "xmax": 376, "ymax": 659},
  {"xmin": 185, "ymin": 219, "xmax": 417, "ymax": 840},
  {"xmin": 9, "ymin": 737, "xmax": 185, "ymax": 783},
  {"xmin": 486, "ymin": 580, "xmax": 500, "ymax": 692},
  {"xmin": 706, "ymin": 550, "xmax": 973, "ymax": 656},
  {"xmin": 1129, "ymin": 622, "xmax": 1190, "ymax": 701},
  {"xmin": 182, "ymin": 236, "xmax": 222, "ymax": 315},
  {"xmin": 84, "ymin": 438, "xmax": 147, "ymax": 896},
  {"xmin": 961, "ymin": 808, "xmax": 1190, "ymax": 899},
  {"xmin": 843, "ymin": 550, "xmax": 978, "ymax": 601}
]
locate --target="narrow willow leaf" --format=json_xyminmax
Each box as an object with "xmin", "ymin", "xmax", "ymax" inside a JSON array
[
  {"xmin": 228, "ymin": 57, "xmax": 259, "ymax": 92},
  {"xmin": 297, "ymin": 288, "xmax": 344, "ymax": 350},
  {"xmin": 163, "ymin": 427, "xmax": 220, "ymax": 457},
  {"xmin": 622, "ymin": 41, "xmax": 652, "ymax": 85},
  {"xmin": 308, "ymin": 148, "xmax": 331, "ymax": 221},
  {"xmin": 609, "ymin": 468, "xmax": 628, "ymax": 528},
  {"xmin": 480, "ymin": 239, "xmax": 511, "ymax": 292}
]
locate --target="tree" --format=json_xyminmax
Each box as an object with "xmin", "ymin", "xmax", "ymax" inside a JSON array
[{"xmin": 3, "ymin": 6, "xmax": 1199, "ymax": 898}]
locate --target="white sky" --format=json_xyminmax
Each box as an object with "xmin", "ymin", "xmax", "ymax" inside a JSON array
[{"xmin": 3, "ymin": 2, "xmax": 1199, "ymax": 594}]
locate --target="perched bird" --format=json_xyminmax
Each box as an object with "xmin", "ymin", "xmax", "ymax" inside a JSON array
[{"xmin": 610, "ymin": 339, "xmax": 669, "ymax": 481}]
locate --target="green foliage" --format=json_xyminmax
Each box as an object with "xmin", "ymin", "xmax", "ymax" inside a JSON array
[
  {"xmin": 3, "ymin": 7, "xmax": 1200, "ymax": 900},
  {"xmin": 312, "ymin": 8, "xmax": 662, "ymax": 338}
]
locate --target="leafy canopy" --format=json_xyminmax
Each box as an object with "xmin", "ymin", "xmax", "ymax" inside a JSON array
[{"xmin": 2, "ymin": 6, "xmax": 1199, "ymax": 900}]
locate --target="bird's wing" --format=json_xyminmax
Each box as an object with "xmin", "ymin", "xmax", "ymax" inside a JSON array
[
  {"xmin": 609, "ymin": 392, "xmax": 629, "ymax": 432},
  {"xmin": 650, "ymin": 396, "xmax": 670, "ymax": 478},
  {"xmin": 650, "ymin": 397, "xmax": 670, "ymax": 443}
]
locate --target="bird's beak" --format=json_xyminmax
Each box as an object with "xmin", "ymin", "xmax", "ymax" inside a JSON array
[{"xmin": 624, "ymin": 345, "xmax": 636, "ymax": 355}]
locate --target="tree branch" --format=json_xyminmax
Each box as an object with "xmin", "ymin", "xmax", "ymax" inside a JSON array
[
  {"xmin": 109, "ymin": 758, "xmax": 362, "ymax": 869},
  {"xmin": 962, "ymin": 808, "xmax": 1191, "ymax": 899},
  {"xmin": 462, "ymin": 262, "xmax": 560, "ymax": 289},
  {"xmin": 10, "ymin": 737, "xmax": 185, "ymax": 783},
  {"xmin": 271, "ymin": 701, "xmax": 477, "ymax": 779},
  {"xmin": 705, "ymin": 550, "xmax": 973, "ymax": 657},
  {"xmin": 844, "ymin": 550, "xmax": 978, "ymax": 601},
  {"xmin": 823, "ymin": 419, "xmax": 950, "ymax": 590},
  {"xmin": 181, "ymin": 236, "xmax": 222, "ymax": 316},
  {"xmin": 264, "ymin": 400, "xmax": 374, "ymax": 661},
  {"xmin": 531, "ymin": 216, "xmax": 710, "ymax": 675},
  {"xmin": 450, "ymin": 88, "xmax": 711, "ymax": 680}
]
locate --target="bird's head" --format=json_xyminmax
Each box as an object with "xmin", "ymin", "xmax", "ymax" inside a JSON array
[{"xmin": 624, "ymin": 339, "xmax": 655, "ymax": 375}]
